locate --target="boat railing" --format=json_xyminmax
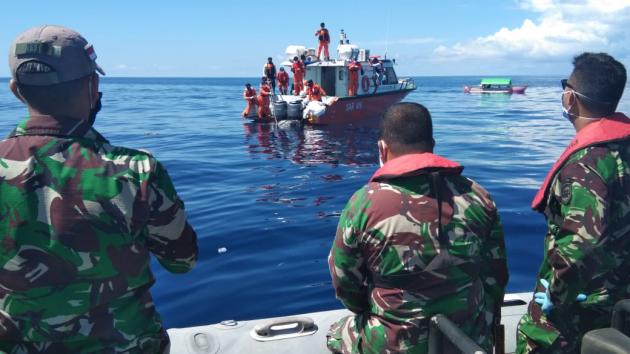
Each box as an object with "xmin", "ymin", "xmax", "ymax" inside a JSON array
[{"xmin": 428, "ymin": 314, "xmax": 487, "ymax": 354}]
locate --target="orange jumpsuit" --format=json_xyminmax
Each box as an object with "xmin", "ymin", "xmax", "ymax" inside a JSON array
[
  {"xmin": 307, "ymin": 84, "xmax": 327, "ymax": 101},
  {"xmin": 315, "ymin": 28, "xmax": 330, "ymax": 60},
  {"xmin": 348, "ymin": 61, "xmax": 362, "ymax": 97},
  {"xmin": 257, "ymin": 83, "xmax": 272, "ymax": 118},
  {"xmin": 276, "ymin": 71, "xmax": 289, "ymax": 95},
  {"xmin": 291, "ymin": 61, "xmax": 305, "ymax": 95},
  {"xmin": 241, "ymin": 87, "xmax": 258, "ymax": 117}
]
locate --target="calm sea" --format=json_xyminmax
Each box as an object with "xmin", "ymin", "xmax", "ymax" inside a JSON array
[{"xmin": 1, "ymin": 76, "xmax": 629, "ymax": 328}]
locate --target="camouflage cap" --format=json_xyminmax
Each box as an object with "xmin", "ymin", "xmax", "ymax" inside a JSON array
[{"xmin": 9, "ymin": 25, "xmax": 105, "ymax": 86}]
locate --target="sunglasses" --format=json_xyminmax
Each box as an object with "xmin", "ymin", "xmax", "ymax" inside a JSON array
[
  {"xmin": 560, "ymin": 79, "xmax": 613, "ymax": 105},
  {"xmin": 560, "ymin": 79, "xmax": 573, "ymax": 90}
]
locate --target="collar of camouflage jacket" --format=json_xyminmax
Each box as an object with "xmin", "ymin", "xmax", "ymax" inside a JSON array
[
  {"xmin": 370, "ymin": 153, "xmax": 463, "ymax": 182},
  {"xmin": 532, "ymin": 112, "xmax": 630, "ymax": 212},
  {"xmin": 7, "ymin": 115, "xmax": 108, "ymax": 142}
]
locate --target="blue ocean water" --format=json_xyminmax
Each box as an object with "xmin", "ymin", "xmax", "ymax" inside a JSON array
[{"xmin": 1, "ymin": 76, "xmax": 629, "ymax": 329}]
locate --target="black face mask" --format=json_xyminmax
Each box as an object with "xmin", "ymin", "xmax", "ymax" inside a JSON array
[{"xmin": 89, "ymin": 92, "xmax": 102, "ymax": 126}]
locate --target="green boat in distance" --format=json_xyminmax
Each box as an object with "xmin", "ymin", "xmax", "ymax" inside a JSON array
[{"xmin": 464, "ymin": 77, "xmax": 528, "ymax": 94}]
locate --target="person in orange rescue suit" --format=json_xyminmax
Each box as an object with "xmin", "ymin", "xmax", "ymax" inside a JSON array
[
  {"xmin": 347, "ymin": 59, "xmax": 362, "ymax": 97},
  {"xmin": 257, "ymin": 77, "xmax": 272, "ymax": 118},
  {"xmin": 301, "ymin": 79, "xmax": 309, "ymax": 96},
  {"xmin": 291, "ymin": 56, "xmax": 305, "ymax": 95},
  {"xmin": 263, "ymin": 57, "xmax": 277, "ymax": 93},
  {"xmin": 276, "ymin": 67, "xmax": 289, "ymax": 95},
  {"xmin": 306, "ymin": 79, "xmax": 327, "ymax": 102},
  {"xmin": 241, "ymin": 83, "xmax": 258, "ymax": 118},
  {"xmin": 315, "ymin": 22, "xmax": 330, "ymax": 61}
]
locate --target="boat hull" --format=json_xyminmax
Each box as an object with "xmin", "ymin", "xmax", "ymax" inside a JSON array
[
  {"xmin": 245, "ymin": 88, "xmax": 415, "ymax": 126},
  {"xmin": 308, "ymin": 88, "xmax": 415, "ymax": 125},
  {"xmin": 464, "ymin": 85, "xmax": 528, "ymax": 94}
]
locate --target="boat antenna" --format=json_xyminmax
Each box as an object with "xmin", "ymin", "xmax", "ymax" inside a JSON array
[{"xmin": 384, "ymin": 7, "xmax": 391, "ymax": 59}]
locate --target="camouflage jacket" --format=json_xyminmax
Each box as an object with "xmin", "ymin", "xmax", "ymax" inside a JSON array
[
  {"xmin": 518, "ymin": 115, "xmax": 630, "ymax": 353},
  {"xmin": 0, "ymin": 115, "xmax": 198, "ymax": 353},
  {"xmin": 328, "ymin": 153, "xmax": 508, "ymax": 354}
]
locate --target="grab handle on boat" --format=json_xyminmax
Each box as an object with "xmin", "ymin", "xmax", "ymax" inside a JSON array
[
  {"xmin": 428, "ymin": 314, "xmax": 487, "ymax": 354},
  {"xmin": 250, "ymin": 317, "xmax": 318, "ymax": 341}
]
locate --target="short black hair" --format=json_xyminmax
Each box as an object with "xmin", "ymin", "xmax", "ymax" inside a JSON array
[
  {"xmin": 267, "ymin": 57, "xmax": 273, "ymax": 61},
  {"xmin": 571, "ymin": 52, "xmax": 626, "ymax": 116},
  {"xmin": 245, "ymin": 83, "xmax": 251, "ymax": 87},
  {"xmin": 320, "ymin": 22, "xmax": 325, "ymax": 27},
  {"xmin": 380, "ymin": 102, "xmax": 434, "ymax": 154}
]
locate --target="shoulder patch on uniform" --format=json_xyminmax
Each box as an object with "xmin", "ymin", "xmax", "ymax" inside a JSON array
[{"xmin": 560, "ymin": 181, "xmax": 572, "ymax": 205}]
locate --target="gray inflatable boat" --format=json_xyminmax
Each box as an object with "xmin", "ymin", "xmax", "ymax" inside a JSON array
[{"xmin": 167, "ymin": 293, "xmax": 531, "ymax": 354}]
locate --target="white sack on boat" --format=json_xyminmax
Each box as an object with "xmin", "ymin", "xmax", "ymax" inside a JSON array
[{"xmin": 303, "ymin": 101, "xmax": 327, "ymax": 119}]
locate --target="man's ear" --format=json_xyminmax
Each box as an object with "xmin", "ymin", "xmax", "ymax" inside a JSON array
[
  {"xmin": 89, "ymin": 74, "xmax": 100, "ymax": 106},
  {"xmin": 567, "ymin": 91, "xmax": 577, "ymax": 107},
  {"xmin": 9, "ymin": 79, "xmax": 25, "ymax": 103},
  {"xmin": 378, "ymin": 139, "xmax": 389, "ymax": 163}
]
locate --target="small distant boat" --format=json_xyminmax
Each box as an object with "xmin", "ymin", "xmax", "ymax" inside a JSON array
[{"xmin": 464, "ymin": 78, "xmax": 527, "ymax": 94}]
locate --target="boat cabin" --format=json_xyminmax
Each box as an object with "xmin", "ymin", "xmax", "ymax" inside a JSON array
[
  {"xmin": 282, "ymin": 44, "xmax": 411, "ymax": 98},
  {"xmin": 480, "ymin": 77, "xmax": 512, "ymax": 91}
]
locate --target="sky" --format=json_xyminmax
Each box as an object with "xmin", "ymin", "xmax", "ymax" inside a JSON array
[{"xmin": 1, "ymin": 0, "xmax": 629, "ymax": 77}]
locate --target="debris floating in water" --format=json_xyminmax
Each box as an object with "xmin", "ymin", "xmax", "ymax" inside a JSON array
[
  {"xmin": 322, "ymin": 174, "xmax": 342, "ymax": 181},
  {"xmin": 217, "ymin": 247, "xmax": 227, "ymax": 254}
]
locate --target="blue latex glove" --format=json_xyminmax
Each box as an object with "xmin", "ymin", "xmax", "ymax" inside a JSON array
[
  {"xmin": 534, "ymin": 279, "xmax": 554, "ymax": 314},
  {"xmin": 534, "ymin": 279, "xmax": 587, "ymax": 315}
]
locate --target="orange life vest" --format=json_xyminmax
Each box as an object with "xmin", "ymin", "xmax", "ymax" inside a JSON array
[
  {"xmin": 348, "ymin": 62, "xmax": 361, "ymax": 80},
  {"xmin": 243, "ymin": 87, "xmax": 257, "ymax": 100},
  {"xmin": 316, "ymin": 28, "xmax": 330, "ymax": 43},
  {"xmin": 277, "ymin": 71, "xmax": 289, "ymax": 84},
  {"xmin": 531, "ymin": 113, "xmax": 630, "ymax": 211},
  {"xmin": 292, "ymin": 61, "xmax": 304, "ymax": 75},
  {"xmin": 307, "ymin": 84, "xmax": 327, "ymax": 101},
  {"xmin": 370, "ymin": 153, "xmax": 463, "ymax": 182}
]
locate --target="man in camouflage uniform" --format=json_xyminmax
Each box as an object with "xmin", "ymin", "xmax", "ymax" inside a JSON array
[
  {"xmin": 327, "ymin": 102, "xmax": 509, "ymax": 354},
  {"xmin": 517, "ymin": 53, "xmax": 630, "ymax": 353},
  {"xmin": 0, "ymin": 25, "xmax": 198, "ymax": 352}
]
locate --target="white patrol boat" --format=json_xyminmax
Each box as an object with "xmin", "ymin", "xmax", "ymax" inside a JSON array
[{"xmin": 249, "ymin": 31, "xmax": 416, "ymax": 126}]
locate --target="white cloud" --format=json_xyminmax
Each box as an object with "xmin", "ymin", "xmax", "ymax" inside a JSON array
[{"xmin": 435, "ymin": 0, "xmax": 630, "ymax": 60}]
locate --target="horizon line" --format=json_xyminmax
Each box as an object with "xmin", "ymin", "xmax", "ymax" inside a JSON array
[{"xmin": 0, "ymin": 74, "xmax": 566, "ymax": 80}]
